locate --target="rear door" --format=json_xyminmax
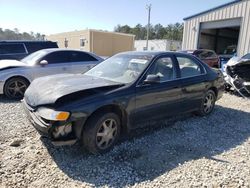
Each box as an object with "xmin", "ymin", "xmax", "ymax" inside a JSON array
[
  {"xmin": 132, "ymin": 55, "xmax": 182, "ymax": 126},
  {"xmin": 68, "ymin": 51, "xmax": 99, "ymax": 74},
  {"xmin": 175, "ymin": 54, "xmax": 208, "ymax": 112}
]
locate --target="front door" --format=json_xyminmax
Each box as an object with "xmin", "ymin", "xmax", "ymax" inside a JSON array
[
  {"xmin": 31, "ymin": 51, "xmax": 72, "ymax": 79},
  {"xmin": 132, "ymin": 55, "xmax": 182, "ymax": 127}
]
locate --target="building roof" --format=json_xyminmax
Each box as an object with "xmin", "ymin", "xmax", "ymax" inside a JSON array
[
  {"xmin": 47, "ymin": 29, "xmax": 135, "ymax": 37},
  {"xmin": 183, "ymin": 0, "xmax": 242, "ymax": 20}
]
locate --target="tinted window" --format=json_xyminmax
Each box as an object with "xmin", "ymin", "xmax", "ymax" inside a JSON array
[
  {"xmin": 70, "ymin": 51, "xmax": 97, "ymax": 62},
  {"xmin": 147, "ymin": 57, "xmax": 175, "ymax": 82},
  {"xmin": 177, "ymin": 57, "xmax": 202, "ymax": 78},
  {"xmin": 25, "ymin": 42, "xmax": 58, "ymax": 53},
  {"xmin": 0, "ymin": 43, "xmax": 26, "ymax": 54},
  {"xmin": 42, "ymin": 51, "xmax": 70, "ymax": 64}
]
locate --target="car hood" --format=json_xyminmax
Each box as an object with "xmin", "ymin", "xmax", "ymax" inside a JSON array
[
  {"xmin": 24, "ymin": 74, "xmax": 123, "ymax": 107},
  {"xmin": 0, "ymin": 60, "xmax": 27, "ymax": 70}
]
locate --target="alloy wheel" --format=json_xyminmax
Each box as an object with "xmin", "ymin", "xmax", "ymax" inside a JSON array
[
  {"xmin": 96, "ymin": 118, "xmax": 118, "ymax": 150},
  {"xmin": 6, "ymin": 80, "xmax": 27, "ymax": 98},
  {"xmin": 203, "ymin": 92, "xmax": 215, "ymax": 114}
]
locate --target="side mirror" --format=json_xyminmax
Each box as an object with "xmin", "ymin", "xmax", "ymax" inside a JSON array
[
  {"xmin": 40, "ymin": 60, "xmax": 48, "ymax": 66},
  {"xmin": 143, "ymin": 74, "xmax": 160, "ymax": 84}
]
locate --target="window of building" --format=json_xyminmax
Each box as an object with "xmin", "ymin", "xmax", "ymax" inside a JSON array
[
  {"xmin": 143, "ymin": 47, "xmax": 147, "ymax": 51},
  {"xmin": 64, "ymin": 39, "xmax": 68, "ymax": 48},
  {"xmin": 80, "ymin": 39, "xmax": 85, "ymax": 47}
]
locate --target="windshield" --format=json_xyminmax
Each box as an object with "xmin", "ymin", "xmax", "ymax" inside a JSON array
[
  {"xmin": 223, "ymin": 46, "xmax": 237, "ymax": 55},
  {"xmin": 85, "ymin": 54, "xmax": 153, "ymax": 83},
  {"xmin": 21, "ymin": 50, "xmax": 47, "ymax": 65}
]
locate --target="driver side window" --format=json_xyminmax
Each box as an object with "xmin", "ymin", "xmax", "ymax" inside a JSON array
[
  {"xmin": 146, "ymin": 57, "xmax": 175, "ymax": 82},
  {"xmin": 42, "ymin": 51, "xmax": 70, "ymax": 64}
]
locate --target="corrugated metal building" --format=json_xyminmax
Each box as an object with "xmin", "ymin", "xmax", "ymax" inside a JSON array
[
  {"xmin": 46, "ymin": 29, "xmax": 135, "ymax": 57},
  {"xmin": 182, "ymin": 0, "xmax": 250, "ymax": 56}
]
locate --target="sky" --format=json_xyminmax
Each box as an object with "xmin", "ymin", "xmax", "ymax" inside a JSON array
[{"xmin": 0, "ymin": 0, "xmax": 231, "ymax": 35}]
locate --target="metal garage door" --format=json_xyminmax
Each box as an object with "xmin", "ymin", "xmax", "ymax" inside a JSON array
[{"xmin": 201, "ymin": 18, "xmax": 242, "ymax": 29}]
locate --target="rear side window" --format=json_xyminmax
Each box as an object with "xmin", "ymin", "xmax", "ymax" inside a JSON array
[
  {"xmin": 42, "ymin": 51, "xmax": 70, "ymax": 64},
  {"xmin": 177, "ymin": 56, "xmax": 202, "ymax": 78},
  {"xmin": 0, "ymin": 43, "xmax": 26, "ymax": 54},
  {"xmin": 70, "ymin": 51, "xmax": 97, "ymax": 62}
]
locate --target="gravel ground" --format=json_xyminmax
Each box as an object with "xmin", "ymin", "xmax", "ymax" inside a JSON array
[{"xmin": 0, "ymin": 93, "xmax": 250, "ymax": 188}]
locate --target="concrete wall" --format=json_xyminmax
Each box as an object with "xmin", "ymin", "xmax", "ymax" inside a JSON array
[
  {"xmin": 46, "ymin": 29, "xmax": 135, "ymax": 56},
  {"xmin": 182, "ymin": 0, "xmax": 250, "ymax": 56},
  {"xmin": 135, "ymin": 40, "xmax": 182, "ymax": 51}
]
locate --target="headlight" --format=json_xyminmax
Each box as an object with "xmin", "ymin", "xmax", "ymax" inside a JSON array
[{"xmin": 36, "ymin": 107, "xmax": 70, "ymax": 121}]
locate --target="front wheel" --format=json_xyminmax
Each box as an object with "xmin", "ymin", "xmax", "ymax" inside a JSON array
[
  {"xmin": 196, "ymin": 90, "xmax": 216, "ymax": 116},
  {"xmin": 4, "ymin": 77, "xmax": 29, "ymax": 100},
  {"xmin": 82, "ymin": 112, "xmax": 121, "ymax": 154}
]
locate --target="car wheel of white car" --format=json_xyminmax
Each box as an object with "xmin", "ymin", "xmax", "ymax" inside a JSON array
[{"xmin": 4, "ymin": 77, "xmax": 29, "ymax": 100}]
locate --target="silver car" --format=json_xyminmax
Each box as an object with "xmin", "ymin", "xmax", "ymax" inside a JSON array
[{"xmin": 0, "ymin": 48, "xmax": 103, "ymax": 99}]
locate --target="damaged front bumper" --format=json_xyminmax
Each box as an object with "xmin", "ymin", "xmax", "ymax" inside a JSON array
[
  {"xmin": 225, "ymin": 75, "xmax": 250, "ymax": 98},
  {"xmin": 23, "ymin": 99, "xmax": 78, "ymax": 146},
  {"xmin": 224, "ymin": 58, "xmax": 250, "ymax": 98}
]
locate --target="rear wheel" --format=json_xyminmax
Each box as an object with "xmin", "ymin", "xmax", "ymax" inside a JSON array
[
  {"xmin": 4, "ymin": 77, "xmax": 29, "ymax": 99},
  {"xmin": 82, "ymin": 112, "xmax": 121, "ymax": 154},
  {"xmin": 196, "ymin": 90, "xmax": 216, "ymax": 116}
]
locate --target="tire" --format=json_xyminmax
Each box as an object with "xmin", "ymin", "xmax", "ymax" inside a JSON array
[
  {"xmin": 4, "ymin": 77, "xmax": 29, "ymax": 100},
  {"xmin": 82, "ymin": 112, "xmax": 121, "ymax": 154},
  {"xmin": 196, "ymin": 90, "xmax": 216, "ymax": 116}
]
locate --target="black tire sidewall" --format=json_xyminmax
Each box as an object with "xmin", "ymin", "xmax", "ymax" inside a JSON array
[
  {"xmin": 4, "ymin": 77, "xmax": 29, "ymax": 99},
  {"xmin": 198, "ymin": 90, "xmax": 216, "ymax": 116},
  {"xmin": 82, "ymin": 112, "xmax": 121, "ymax": 154}
]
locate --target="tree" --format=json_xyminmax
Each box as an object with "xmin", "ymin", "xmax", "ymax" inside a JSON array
[
  {"xmin": 114, "ymin": 22, "xmax": 184, "ymax": 41},
  {"xmin": 0, "ymin": 28, "xmax": 45, "ymax": 40},
  {"xmin": 154, "ymin": 24, "xmax": 165, "ymax": 39}
]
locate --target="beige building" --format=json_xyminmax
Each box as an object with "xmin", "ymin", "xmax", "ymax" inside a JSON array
[
  {"xmin": 46, "ymin": 29, "xmax": 135, "ymax": 56},
  {"xmin": 182, "ymin": 0, "xmax": 250, "ymax": 56}
]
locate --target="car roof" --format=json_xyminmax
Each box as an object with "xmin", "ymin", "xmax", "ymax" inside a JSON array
[
  {"xmin": 36, "ymin": 48, "xmax": 89, "ymax": 53},
  {"xmin": 0, "ymin": 40, "xmax": 55, "ymax": 43},
  {"xmin": 181, "ymin": 49, "xmax": 215, "ymax": 53},
  {"xmin": 118, "ymin": 51, "xmax": 187, "ymax": 56}
]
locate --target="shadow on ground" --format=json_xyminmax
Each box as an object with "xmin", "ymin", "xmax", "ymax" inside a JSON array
[
  {"xmin": 0, "ymin": 95, "xmax": 21, "ymax": 104},
  {"xmin": 40, "ymin": 105, "xmax": 250, "ymax": 187}
]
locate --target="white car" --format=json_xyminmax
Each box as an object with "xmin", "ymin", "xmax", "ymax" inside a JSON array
[{"xmin": 0, "ymin": 48, "xmax": 103, "ymax": 99}]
